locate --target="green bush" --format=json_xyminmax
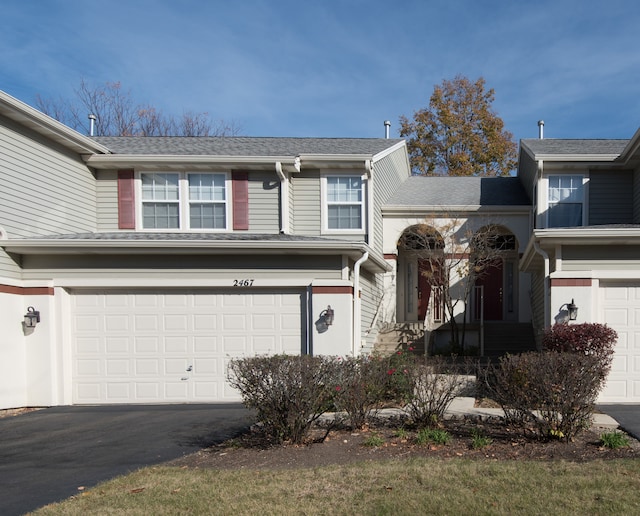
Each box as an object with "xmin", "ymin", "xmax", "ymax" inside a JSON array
[
  {"xmin": 599, "ymin": 431, "xmax": 630, "ymax": 449},
  {"xmin": 227, "ymin": 354, "xmax": 338, "ymax": 444},
  {"xmin": 487, "ymin": 352, "xmax": 609, "ymax": 441}
]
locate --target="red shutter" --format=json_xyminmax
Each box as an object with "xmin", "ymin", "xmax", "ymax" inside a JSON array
[
  {"xmin": 232, "ymin": 171, "xmax": 249, "ymax": 230},
  {"xmin": 117, "ymin": 169, "xmax": 135, "ymax": 229}
]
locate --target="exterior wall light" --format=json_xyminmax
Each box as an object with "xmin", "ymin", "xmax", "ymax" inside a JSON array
[
  {"xmin": 567, "ymin": 299, "xmax": 578, "ymax": 321},
  {"xmin": 24, "ymin": 306, "xmax": 40, "ymax": 328},
  {"xmin": 321, "ymin": 305, "xmax": 335, "ymax": 326}
]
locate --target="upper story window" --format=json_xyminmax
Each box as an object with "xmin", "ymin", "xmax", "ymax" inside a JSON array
[
  {"xmin": 547, "ymin": 175, "xmax": 584, "ymax": 228},
  {"xmin": 325, "ymin": 176, "xmax": 364, "ymax": 230},
  {"xmin": 140, "ymin": 172, "xmax": 228, "ymax": 230}
]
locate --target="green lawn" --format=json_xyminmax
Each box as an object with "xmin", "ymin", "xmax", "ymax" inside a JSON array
[{"xmin": 33, "ymin": 458, "xmax": 640, "ymax": 515}]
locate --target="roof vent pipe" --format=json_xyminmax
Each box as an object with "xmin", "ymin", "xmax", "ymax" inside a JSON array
[
  {"xmin": 88, "ymin": 114, "xmax": 97, "ymax": 136},
  {"xmin": 538, "ymin": 120, "xmax": 544, "ymax": 139},
  {"xmin": 384, "ymin": 120, "xmax": 391, "ymax": 139}
]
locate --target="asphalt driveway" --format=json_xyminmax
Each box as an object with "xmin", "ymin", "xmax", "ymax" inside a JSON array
[
  {"xmin": 598, "ymin": 404, "xmax": 640, "ymax": 441},
  {"xmin": 0, "ymin": 404, "xmax": 254, "ymax": 515}
]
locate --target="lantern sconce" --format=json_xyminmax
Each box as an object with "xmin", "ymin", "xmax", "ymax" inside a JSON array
[
  {"xmin": 320, "ymin": 305, "xmax": 335, "ymax": 326},
  {"xmin": 567, "ymin": 299, "xmax": 578, "ymax": 321},
  {"xmin": 24, "ymin": 306, "xmax": 40, "ymax": 328}
]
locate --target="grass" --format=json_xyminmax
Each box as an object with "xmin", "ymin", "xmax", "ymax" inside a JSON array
[
  {"xmin": 34, "ymin": 459, "xmax": 640, "ymax": 515},
  {"xmin": 416, "ymin": 428, "xmax": 451, "ymax": 445}
]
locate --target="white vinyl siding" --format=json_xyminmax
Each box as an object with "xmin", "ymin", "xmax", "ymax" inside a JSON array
[{"xmin": 547, "ymin": 175, "xmax": 585, "ymax": 228}]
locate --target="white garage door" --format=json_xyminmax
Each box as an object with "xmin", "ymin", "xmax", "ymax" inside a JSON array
[
  {"xmin": 70, "ymin": 289, "xmax": 305, "ymax": 404},
  {"xmin": 600, "ymin": 284, "xmax": 640, "ymax": 402}
]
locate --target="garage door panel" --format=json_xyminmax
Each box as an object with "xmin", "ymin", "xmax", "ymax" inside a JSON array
[
  {"xmin": 600, "ymin": 284, "xmax": 640, "ymax": 402},
  {"xmin": 71, "ymin": 290, "xmax": 304, "ymax": 404}
]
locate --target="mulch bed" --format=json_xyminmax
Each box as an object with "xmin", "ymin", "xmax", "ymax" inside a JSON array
[{"xmin": 168, "ymin": 415, "xmax": 640, "ymax": 470}]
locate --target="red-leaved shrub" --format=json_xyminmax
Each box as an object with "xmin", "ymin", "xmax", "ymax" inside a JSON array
[{"xmin": 542, "ymin": 322, "xmax": 617, "ymax": 369}]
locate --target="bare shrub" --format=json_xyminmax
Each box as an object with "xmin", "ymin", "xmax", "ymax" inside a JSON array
[
  {"xmin": 487, "ymin": 352, "xmax": 609, "ymax": 441},
  {"xmin": 331, "ymin": 356, "xmax": 389, "ymax": 429},
  {"xmin": 404, "ymin": 356, "xmax": 477, "ymax": 428},
  {"xmin": 227, "ymin": 355, "xmax": 337, "ymax": 444}
]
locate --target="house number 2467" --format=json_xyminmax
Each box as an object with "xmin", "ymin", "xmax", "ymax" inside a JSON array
[{"xmin": 233, "ymin": 279, "xmax": 255, "ymax": 287}]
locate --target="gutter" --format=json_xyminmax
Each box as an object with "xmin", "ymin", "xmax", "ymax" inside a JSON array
[{"xmin": 352, "ymin": 251, "xmax": 369, "ymax": 355}]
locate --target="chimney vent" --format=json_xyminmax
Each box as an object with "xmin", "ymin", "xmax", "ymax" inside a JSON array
[
  {"xmin": 538, "ymin": 120, "xmax": 544, "ymax": 139},
  {"xmin": 88, "ymin": 114, "xmax": 97, "ymax": 136},
  {"xmin": 384, "ymin": 120, "xmax": 391, "ymax": 139}
]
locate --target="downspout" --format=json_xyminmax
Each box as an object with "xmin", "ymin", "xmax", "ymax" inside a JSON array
[
  {"xmin": 365, "ymin": 159, "xmax": 373, "ymax": 247},
  {"xmin": 533, "ymin": 240, "xmax": 550, "ymax": 328},
  {"xmin": 352, "ymin": 251, "xmax": 369, "ymax": 356},
  {"xmin": 275, "ymin": 162, "xmax": 289, "ymax": 234}
]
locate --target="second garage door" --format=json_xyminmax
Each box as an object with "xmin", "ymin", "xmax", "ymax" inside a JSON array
[
  {"xmin": 70, "ymin": 289, "xmax": 305, "ymax": 404},
  {"xmin": 600, "ymin": 283, "xmax": 640, "ymax": 402}
]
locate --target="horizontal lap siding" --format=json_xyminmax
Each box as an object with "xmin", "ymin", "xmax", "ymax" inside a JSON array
[
  {"xmin": 20, "ymin": 254, "xmax": 344, "ymax": 281},
  {"xmin": 634, "ymin": 170, "xmax": 640, "ymax": 224},
  {"xmin": 562, "ymin": 245, "xmax": 640, "ymax": 271},
  {"xmin": 589, "ymin": 170, "xmax": 633, "ymax": 225},
  {"xmin": 358, "ymin": 267, "xmax": 385, "ymax": 353},
  {"xmin": 373, "ymin": 149, "xmax": 410, "ymax": 251},
  {"xmin": 96, "ymin": 170, "xmax": 280, "ymax": 233},
  {"xmin": 96, "ymin": 170, "xmax": 118, "ymax": 231},
  {"xmin": 290, "ymin": 171, "xmax": 321, "ymax": 235},
  {"xmin": 0, "ymin": 120, "xmax": 97, "ymax": 278},
  {"xmin": 248, "ymin": 171, "xmax": 279, "ymax": 233}
]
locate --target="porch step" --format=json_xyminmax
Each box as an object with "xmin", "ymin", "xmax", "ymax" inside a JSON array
[
  {"xmin": 373, "ymin": 323, "xmax": 425, "ymax": 355},
  {"xmin": 483, "ymin": 322, "xmax": 537, "ymax": 358}
]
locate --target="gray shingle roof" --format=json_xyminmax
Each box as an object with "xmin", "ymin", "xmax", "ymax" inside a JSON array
[
  {"xmin": 20, "ymin": 232, "xmax": 339, "ymax": 242},
  {"xmin": 93, "ymin": 136, "xmax": 404, "ymax": 156},
  {"xmin": 385, "ymin": 176, "xmax": 530, "ymax": 207},
  {"xmin": 521, "ymin": 139, "xmax": 628, "ymax": 157}
]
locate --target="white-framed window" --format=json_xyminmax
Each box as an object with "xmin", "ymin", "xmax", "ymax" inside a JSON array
[
  {"xmin": 139, "ymin": 172, "xmax": 229, "ymax": 230},
  {"xmin": 547, "ymin": 175, "xmax": 585, "ymax": 228},
  {"xmin": 324, "ymin": 175, "xmax": 365, "ymax": 231}
]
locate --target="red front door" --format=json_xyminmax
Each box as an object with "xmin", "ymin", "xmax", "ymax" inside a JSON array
[
  {"xmin": 417, "ymin": 260, "xmax": 432, "ymax": 320},
  {"xmin": 477, "ymin": 259, "xmax": 503, "ymax": 321}
]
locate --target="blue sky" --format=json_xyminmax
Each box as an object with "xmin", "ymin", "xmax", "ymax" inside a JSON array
[{"xmin": 1, "ymin": 0, "xmax": 639, "ymax": 143}]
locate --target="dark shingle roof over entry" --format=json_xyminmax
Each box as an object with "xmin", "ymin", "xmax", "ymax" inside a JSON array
[
  {"xmin": 93, "ymin": 136, "xmax": 404, "ymax": 156},
  {"xmin": 385, "ymin": 176, "xmax": 530, "ymax": 207}
]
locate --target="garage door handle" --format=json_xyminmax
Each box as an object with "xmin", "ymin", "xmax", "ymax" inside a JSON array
[
  {"xmin": 186, "ymin": 365, "xmax": 193, "ymax": 372},
  {"xmin": 181, "ymin": 377, "xmax": 189, "ymax": 381}
]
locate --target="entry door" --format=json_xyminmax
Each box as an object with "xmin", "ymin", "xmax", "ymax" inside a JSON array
[
  {"xmin": 417, "ymin": 260, "xmax": 433, "ymax": 320},
  {"xmin": 477, "ymin": 259, "xmax": 503, "ymax": 321}
]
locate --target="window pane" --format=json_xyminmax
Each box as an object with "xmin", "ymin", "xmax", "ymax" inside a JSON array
[
  {"xmin": 142, "ymin": 173, "xmax": 179, "ymax": 201},
  {"xmin": 548, "ymin": 203, "xmax": 582, "ymax": 227},
  {"xmin": 328, "ymin": 176, "xmax": 362, "ymax": 202},
  {"xmin": 143, "ymin": 203, "xmax": 179, "ymax": 229},
  {"xmin": 189, "ymin": 174, "xmax": 226, "ymax": 201},
  {"xmin": 190, "ymin": 203, "xmax": 226, "ymax": 229},
  {"xmin": 328, "ymin": 205, "xmax": 362, "ymax": 229}
]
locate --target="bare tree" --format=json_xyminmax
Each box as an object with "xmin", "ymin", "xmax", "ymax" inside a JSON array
[{"xmin": 36, "ymin": 80, "xmax": 242, "ymax": 137}]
